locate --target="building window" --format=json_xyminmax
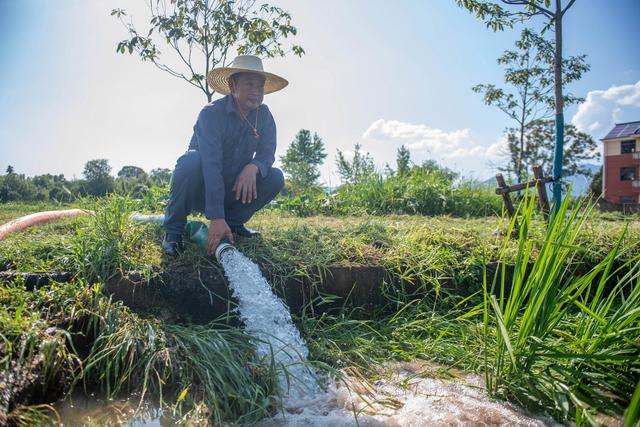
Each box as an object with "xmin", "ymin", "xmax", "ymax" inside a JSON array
[
  {"xmin": 620, "ymin": 167, "xmax": 636, "ymax": 181},
  {"xmin": 621, "ymin": 140, "xmax": 636, "ymax": 154}
]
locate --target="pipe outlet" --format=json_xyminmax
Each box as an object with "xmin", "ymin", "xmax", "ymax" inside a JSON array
[{"xmin": 215, "ymin": 242, "xmax": 236, "ymax": 262}]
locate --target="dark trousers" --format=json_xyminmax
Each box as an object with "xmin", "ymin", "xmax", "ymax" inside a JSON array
[{"xmin": 163, "ymin": 150, "xmax": 284, "ymax": 235}]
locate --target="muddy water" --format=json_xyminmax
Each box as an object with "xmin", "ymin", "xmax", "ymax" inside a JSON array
[
  {"xmin": 55, "ymin": 393, "xmax": 165, "ymax": 426},
  {"xmin": 56, "ymin": 362, "xmax": 559, "ymax": 426}
]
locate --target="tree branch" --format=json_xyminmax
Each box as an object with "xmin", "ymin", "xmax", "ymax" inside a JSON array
[
  {"xmin": 561, "ymin": 0, "xmax": 578, "ymax": 16},
  {"xmin": 500, "ymin": 0, "xmax": 555, "ymax": 19}
]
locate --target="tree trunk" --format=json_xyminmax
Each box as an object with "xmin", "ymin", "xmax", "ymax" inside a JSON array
[
  {"xmin": 518, "ymin": 88, "xmax": 527, "ymax": 181},
  {"xmin": 552, "ymin": 0, "xmax": 565, "ymax": 212}
]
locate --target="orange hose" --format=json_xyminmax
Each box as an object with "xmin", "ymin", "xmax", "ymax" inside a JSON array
[{"xmin": 0, "ymin": 209, "xmax": 88, "ymax": 240}]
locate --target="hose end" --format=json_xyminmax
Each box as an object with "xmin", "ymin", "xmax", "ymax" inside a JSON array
[{"xmin": 215, "ymin": 242, "xmax": 236, "ymax": 262}]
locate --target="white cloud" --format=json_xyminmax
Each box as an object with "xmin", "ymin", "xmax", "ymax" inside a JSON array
[
  {"xmin": 360, "ymin": 119, "xmax": 506, "ymax": 178},
  {"xmin": 572, "ymin": 81, "xmax": 640, "ymax": 136}
]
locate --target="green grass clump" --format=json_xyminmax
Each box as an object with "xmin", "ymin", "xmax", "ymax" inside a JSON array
[
  {"xmin": 0, "ymin": 195, "xmax": 160, "ymax": 279},
  {"xmin": 0, "ymin": 277, "xmax": 284, "ymax": 425},
  {"xmin": 273, "ymin": 168, "xmax": 502, "ymax": 218},
  {"xmin": 482, "ymin": 193, "xmax": 640, "ymax": 424}
]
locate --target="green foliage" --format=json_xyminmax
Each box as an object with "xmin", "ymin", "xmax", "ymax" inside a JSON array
[
  {"xmin": 112, "ymin": 0, "xmax": 304, "ymax": 101},
  {"xmin": 117, "ymin": 166, "xmax": 147, "ymax": 180},
  {"xmin": 0, "ymin": 172, "xmax": 45, "ymax": 203},
  {"xmin": 473, "ymin": 28, "xmax": 590, "ymax": 179},
  {"xmin": 149, "ymin": 168, "xmax": 172, "ymax": 186},
  {"xmin": 511, "ymin": 119, "xmax": 600, "ymax": 177},
  {"xmin": 69, "ymin": 195, "xmax": 157, "ymax": 282},
  {"xmin": 589, "ymin": 165, "xmax": 603, "ymax": 199},
  {"xmin": 335, "ymin": 144, "xmax": 376, "ymax": 185},
  {"xmin": 280, "ymin": 129, "xmax": 327, "ymax": 194},
  {"xmin": 274, "ymin": 160, "xmax": 501, "ymax": 217},
  {"xmin": 83, "ymin": 159, "xmax": 115, "ymax": 197},
  {"xmin": 396, "ymin": 145, "xmax": 411, "ymax": 176},
  {"xmin": 483, "ymin": 194, "xmax": 640, "ymax": 423},
  {"xmin": 0, "ymin": 278, "xmax": 283, "ymax": 425}
]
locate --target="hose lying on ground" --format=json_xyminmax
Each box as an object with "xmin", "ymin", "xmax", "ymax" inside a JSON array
[
  {"xmin": 0, "ymin": 211, "xmax": 212, "ymax": 254},
  {"xmin": 0, "ymin": 209, "xmax": 88, "ymax": 241}
]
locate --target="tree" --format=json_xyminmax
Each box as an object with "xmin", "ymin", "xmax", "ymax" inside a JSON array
[
  {"xmin": 0, "ymin": 173, "xmax": 42, "ymax": 203},
  {"xmin": 455, "ymin": 0, "xmax": 581, "ymax": 210},
  {"xmin": 396, "ymin": 145, "xmax": 411, "ymax": 176},
  {"xmin": 473, "ymin": 28, "xmax": 588, "ymax": 179},
  {"xmin": 5, "ymin": 165, "xmax": 14, "ymax": 174},
  {"xmin": 117, "ymin": 165, "xmax": 148, "ymax": 179},
  {"xmin": 83, "ymin": 159, "xmax": 114, "ymax": 196},
  {"xmin": 589, "ymin": 165, "xmax": 602, "ymax": 199},
  {"xmin": 150, "ymin": 168, "xmax": 172, "ymax": 185},
  {"xmin": 280, "ymin": 129, "xmax": 327, "ymax": 193},
  {"xmin": 511, "ymin": 119, "xmax": 599, "ymax": 177},
  {"xmin": 336, "ymin": 144, "xmax": 376, "ymax": 185},
  {"xmin": 112, "ymin": 0, "xmax": 304, "ymax": 102}
]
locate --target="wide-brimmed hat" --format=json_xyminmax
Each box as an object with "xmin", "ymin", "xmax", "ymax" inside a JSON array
[{"xmin": 207, "ymin": 55, "xmax": 288, "ymax": 95}]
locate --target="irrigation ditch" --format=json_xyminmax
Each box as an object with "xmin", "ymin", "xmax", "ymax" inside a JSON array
[
  {"xmin": 0, "ymin": 260, "xmax": 537, "ymax": 323},
  {"xmin": 1, "ymin": 256, "xmax": 627, "ymax": 324}
]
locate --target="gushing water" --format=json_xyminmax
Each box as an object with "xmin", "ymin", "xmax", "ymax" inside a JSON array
[{"xmin": 219, "ymin": 248, "xmax": 320, "ymax": 398}]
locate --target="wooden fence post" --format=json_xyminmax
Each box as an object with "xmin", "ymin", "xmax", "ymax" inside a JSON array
[
  {"xmin": 496, "ymin": 173, "xmax": 515, "ymax": 218},
  {"xmin": 533, "ymin": 165, "xmax": 550, "ymax": 220}
]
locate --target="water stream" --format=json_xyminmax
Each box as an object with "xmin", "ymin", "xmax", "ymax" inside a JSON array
[{"xmin": 219, "ymin": 248, "xmax": 321, "ymax": 399}]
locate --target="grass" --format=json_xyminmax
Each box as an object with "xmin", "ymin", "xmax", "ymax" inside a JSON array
[
  {"xmin": 482, "ymin": 193, "xmax": 640, "ymax": 423},
  {"xmin": 1, "ymin": 196, "xmax": 639, "ymax": 425},
  {"xmin": 0, "ymin": 277, "xmax": 286, "ymax": 425}
]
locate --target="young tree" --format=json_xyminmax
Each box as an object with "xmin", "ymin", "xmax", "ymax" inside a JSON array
[
  {"xmin": 83, "ymin": 159, "xmax": 114, "ymax": 196},
  {"xmin": 5, "ymin": 165, "xmax": 14, "ymax": 174},
  {"xmin": 112, "ymin": 0, "xmax": 304, "ymax": 102},
  {"xmin": 335, "ymin": 144, "xmax": 376, "ymax": 185},
  {"xmin": 280, "ymin": 129, "xmax": 326, "ymax": 193},
  {"xmin": 455, "ymin": 0, "xmax": 581, "ymax": 210},
  {"xmin": 396, "ymin": 145, "xmax": 411, "ymax": 176},
  {"xmin": 473, "ymin": 28, "xmax": 588, "ymax": 179},
  {"xmin": 513, "ymin": 119, "xmax": 599, "ymax": 177}
]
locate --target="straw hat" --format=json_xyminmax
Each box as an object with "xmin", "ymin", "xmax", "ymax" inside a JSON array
[{"xmin": 207, "ymin": 55, "xmax": 288, "ymax": 95}]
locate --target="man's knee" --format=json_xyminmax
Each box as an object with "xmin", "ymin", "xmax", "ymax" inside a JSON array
[
  {"xmin": 265, "ymin": 167, "xmax": 285, "ymax": 193},
  {"xmin": 175, "ymin": 150, "xmax": 201, "ymax": 178}
]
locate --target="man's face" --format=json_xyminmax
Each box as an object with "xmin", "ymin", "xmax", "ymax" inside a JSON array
[{"xmin": 230, "ymin": 73, "xmax": 265, "ymax": 112}]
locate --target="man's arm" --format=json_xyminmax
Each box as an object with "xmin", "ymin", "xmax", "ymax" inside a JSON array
[
  {"xmin": 250, "ymin": 106, "xmax": 277, "ymax": 178},
  {"xmin": 196, "ymin": 107, "xmax": 225, "ymax": 219},
  {"xmin": 195, "ymin": 106, "xmax": 234, "ymax": 254}
]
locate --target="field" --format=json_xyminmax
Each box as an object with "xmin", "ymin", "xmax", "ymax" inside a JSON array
[{"xmin": 0, "ymin": 197, "xmax": 639, "ymax": 426}]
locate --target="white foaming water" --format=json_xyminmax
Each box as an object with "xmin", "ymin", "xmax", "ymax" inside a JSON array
[
  {"xmin": 257, "ymin": 362, "xmax": 560, "ymax": 427},
  {"xmin": 220, "ymin": 249, "xmax": 320, "ymax": 398}
]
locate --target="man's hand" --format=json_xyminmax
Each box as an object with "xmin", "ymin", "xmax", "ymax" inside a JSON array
[
  {"xmin": 232, "ymin": 163, "xmax": 259, "ymax": 204},
  {"xmin": 206, "ymin": 218, "xmax": 234, "ymax": 256}
]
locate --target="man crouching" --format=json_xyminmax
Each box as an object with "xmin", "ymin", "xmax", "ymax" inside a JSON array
[{"xmin": 162, "ymin": 55, "xmax": 287, "ymax": 256}]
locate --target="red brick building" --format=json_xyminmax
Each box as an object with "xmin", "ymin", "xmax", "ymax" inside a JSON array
[{"xmin": 602, "ymin": 121, "xmax": 640, "ymax": 205}]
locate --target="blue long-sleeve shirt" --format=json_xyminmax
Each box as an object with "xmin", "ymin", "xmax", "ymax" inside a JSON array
[{"xmin": 187, "ymin": 95, "xmax": 277, "ymax": 219}]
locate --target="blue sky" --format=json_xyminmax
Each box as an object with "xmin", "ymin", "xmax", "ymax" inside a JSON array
[{"xmin": 1, "ymin": 0, "xmax": 639, "ymax": 184}]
